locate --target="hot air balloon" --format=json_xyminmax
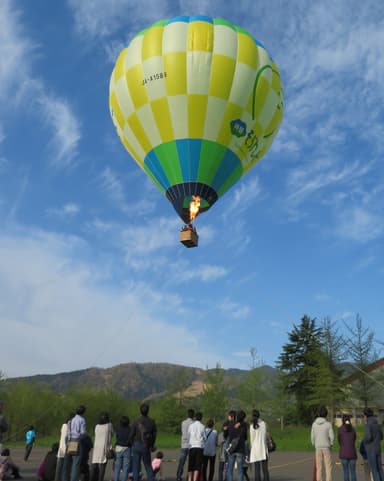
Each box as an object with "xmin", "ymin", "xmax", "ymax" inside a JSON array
[{"xmin": 109, "ymin": 15, "xmax": 284, "ymax": 247}]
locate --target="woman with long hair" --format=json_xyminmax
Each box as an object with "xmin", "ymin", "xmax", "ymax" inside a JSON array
[
  {"xmin": 90, "ymin": 412, "xmax": 114, "ymax": 481},
  {"xmin": 249, "ymin": 410, "xmax": 269, "ymax": 481},
  {"xmin": 338, "ymin": 414, "xmax": 357, "ymax": 481}
]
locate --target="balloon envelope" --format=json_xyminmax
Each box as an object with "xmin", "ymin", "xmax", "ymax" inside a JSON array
[{"xmin": 109, "ymin": 16, "xmax": 284, "ymax": 223}]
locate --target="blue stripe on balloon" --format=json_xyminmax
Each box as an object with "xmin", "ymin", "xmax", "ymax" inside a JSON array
[
  {"xmin": 166, "ymin": 16, "xmax": 213, "ymax": 25},
  {"xmin": 144, "ymin": 150, "xmax": 170, "ymax": 190},
  {"xmin": 176, "ymin": 139, "xmax": 201, "ymax": 182},
  {"xmin": 189, "ymin": 15, "xmax": 213, "ymax": 23},
  {"xmin": 210, "ymin": 149, "xmax": 241, "ymax": 192},
  {"xmin": 166, "ymin": 16, "xmax": 190, "ymax": 25}
]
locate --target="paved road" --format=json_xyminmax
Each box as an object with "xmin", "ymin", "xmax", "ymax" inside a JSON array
[{"xmin": 8, "ymin": 447, "xmax": 365, "ymax": 481}]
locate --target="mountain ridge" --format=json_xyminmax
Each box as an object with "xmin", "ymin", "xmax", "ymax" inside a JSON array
[{"xmin": 9, "ymin": 362, "xmax": 278, "ymax": 400}]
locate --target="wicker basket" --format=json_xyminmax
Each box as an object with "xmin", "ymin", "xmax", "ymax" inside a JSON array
[{"xmin": 180, "ymin": 229, "xmax": 198, "ymax": 248}]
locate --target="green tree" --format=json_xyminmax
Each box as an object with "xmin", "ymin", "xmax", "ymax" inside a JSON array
[
  {"xmin": 309, "ymin": 318, "xmax": 345, "ymax": 418},
  {"xmin": 277, "ymin": 315, "xmax": 323, "ymax": 424},
  {"xmin": 200, "ymin": 363, "xmax": 228, "ymax": 421},
  {"xmin": 344, "ymin": 315, "xmax": 380, "ymax": 407},
  {"xmin": 238, "ymin": 348, "xmax": 264, "ymax": 410}
]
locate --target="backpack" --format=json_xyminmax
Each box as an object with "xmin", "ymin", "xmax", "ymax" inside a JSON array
[{"xmin": 138, "ymin": 422, "xmax": 154, "ymax": 448}]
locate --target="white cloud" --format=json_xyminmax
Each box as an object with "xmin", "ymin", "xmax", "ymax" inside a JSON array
[
  {"xmin": 219, "ymin": 299, "xmax": 251, "ymax": 320},
  {"xmin": 0, "ymin": 157, "xmax": 8, "ymax": 173},
  {"xmin": 315, "ymin": 292, "xmax": 331, "ymax": 302},
  {"xmin": 67, "ymin": 0, "xmax": 170, "ymax": 40},
  {"xmin": 0, "ymin": 2, "xmax": 81, "ymax": 169},
  {"xmin": 221, "ymin": 176, "xmax": 263, "ymax": 222},
  {"xmin": 0, "ymin": 227, "xmax": 224, "ymax": 377},
  {"xmin": 47, "ymin": 203, "xmax": 80, "ymax": 218},
  {"xmin": 38, "ymin": 95, "xmax": 81, "ymax": 169},
  {"xmin": 0, "ymin": 126, "xmax": 5, "ymax": 144},
  {"xmin": 0, "ymin": 1, "xmax": 35, "ymax": 101},
  {"xmin": 121, "ymin": 216, "xmax": 181, "ymax": 256},
  {"xmin": 7, "ymin": 174, "xmax": 29, "ymax": 221},
  {"xmin": 179, "ymin": 264, "xmax": 228, "ymax": 282},
  {"xmin": 334, "ymin": 207, "xmax": 383, "ymax": 243}
]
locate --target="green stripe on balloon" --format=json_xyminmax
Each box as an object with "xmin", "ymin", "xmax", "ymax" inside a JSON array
[
  {"xmin": 153, "ymin": 142, "xmax": 183, "ymax": 186},
  {"xmin": 197, "ymin": 141, "xmax": 229, "ymax": 185}
]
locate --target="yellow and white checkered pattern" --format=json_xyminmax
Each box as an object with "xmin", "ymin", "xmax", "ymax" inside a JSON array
[{"xmin": 109, "ymin": 18, "xmax": 284, "ymax": 173}]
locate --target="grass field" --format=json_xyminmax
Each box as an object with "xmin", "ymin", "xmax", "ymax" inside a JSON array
[{"xmin": 6, "ymin": 424, "xmax": 366, "ymax": 451}]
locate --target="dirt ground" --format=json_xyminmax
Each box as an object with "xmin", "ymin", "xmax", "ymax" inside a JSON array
[{"xmin": 8, "ymin": 446, "xmax": 363, "ymax": 481}]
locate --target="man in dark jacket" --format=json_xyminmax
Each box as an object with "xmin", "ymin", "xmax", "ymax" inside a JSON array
[
  {"xmin": 130, "ymin": 403, "xmax": 157, "ymax": 481},
  {"xmin": 226, "ymin": 410, "xmax": 248, "ymax": 481},
  {"xmin": 363, "ymin": 408, "xmax": 384, "ymax": 481}
]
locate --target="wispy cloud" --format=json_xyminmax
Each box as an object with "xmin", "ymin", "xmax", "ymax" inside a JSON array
[
  {"xmin": 47, "ymin": 203, "xmax": 80, "ymax": 219},
  {"xmin": 67, "ymin": 0, "xmax": 170, "ymax": 40},
  {"xmin": 178, "ymin": 264, "xmax": 228, "ymax": 282},
  {"xmin": 5, "ymin": 174, "xmax": 29, "ymax": 222},
  {"xmin": 221, "ymin": 176, "xmax": 263, "ymax": 221},
  {"xmin": 0, "ymin": 226, "xmax": 224, "ymax": 376},
  {"xmin": 38, "ymin": 95, "xmax": 81, "ymax": 169},
  {"xmin": 334, "ymin": 207, "xmax": 384, "ymax": 243},
  {"xmin": 219, "ymin": 298, "xmax": 251, "ymax": 319},
  {"xmin": 315, "ymin": 292, "xmax": 331, "ymax": 302},
  {"xmin": 0, "ymin": 2, "xmax": 81, "ymax": 169}
]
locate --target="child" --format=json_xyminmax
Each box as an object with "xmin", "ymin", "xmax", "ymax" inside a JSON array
[
  {"xmin": 151, "ymin": 451, "xmax": 164, "ymax": 481},
  {"xmin": 0, "ymin": 448, "xmax": 22, "ymax": 480},
  {"xmin": 24, "ymin": 425, "xmax": 36, "ymax": 461}
]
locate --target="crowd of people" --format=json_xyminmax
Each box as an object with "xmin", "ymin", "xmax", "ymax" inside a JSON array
[
  {"xmin": 0, "ymin": 400, "xmax": 383, "ymax": 481},
  {"xmin": 311, "ymin": 406, "xmax": 384, "ymax": 481},
  {"xmin": 176, "ymin": 408, "xmax": 273, "ymax": 481}
]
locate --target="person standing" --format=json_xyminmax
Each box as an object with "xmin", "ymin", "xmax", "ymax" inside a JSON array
[
  {"xmin": 217, "ymin": 431, "xmax": 227, "ymax": 481},
  {"xmin": 62, "ymin": 405, "xmax": 87, "ymax": 481},
  {"xmin": 0, "ymin": 401, "xmax": 8, "ymax": 454},
  {"xmin": 130, "ymin": 403, "xmax": 157, "ymax": 481},
  {"xmin": 202, "ymin": 419, "xmax": 218, "ymax": 481},
  {"xmin": 226, "ymin": 410, "xmax": 248, "ymax": 481},
  {"xmin": 311, "ymin": 405, "xmax": 334, "ymax": 481},
  {"xmin": 249, "ymin": 409, "xmax": 270, "ymax": 481},
  {"xmin": 24, "ymin": 425, "xmax": 36, "ymax": 461},
  {"xmin": 187, "ymin": 412, "xmax": 205, "ymax": 481},
  {"xmin": 114, "ymin": 416, "xmax": 131, "ymax": 481},
  {"xmin": 55, "ymin": 414, "xmax": 74, "ymax": 481},
  {"xmin": 90, "ymin": 412, "xmax": 114, "ymax": 481},
  {"xmin": 337, "ymin": 414, "xmax": 357, "ymax": 481},
  {"xmin": 176, "ymin": 409, "xmax": 194, "ymax": 481},
  {"xmin": 363, "ymin": 408, "xmax": 384, "ymax": 481}
]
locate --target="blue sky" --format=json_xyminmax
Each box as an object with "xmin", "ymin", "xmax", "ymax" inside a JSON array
[{"xmin": 1, "ymin": 0, "xmax": 384, "ymax": 378}]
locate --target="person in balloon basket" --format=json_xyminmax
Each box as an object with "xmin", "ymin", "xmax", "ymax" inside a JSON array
[{"xmin": 311, "ymin": 405, "xmax": 334, "ymax": 481}]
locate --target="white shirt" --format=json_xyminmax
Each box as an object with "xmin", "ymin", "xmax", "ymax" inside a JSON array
[
  {"xmin": 249, "ymin": 420, "xmax": 268, "ymax": 462},
  {"xmin": 188, "ymin": 420, "xmax": 206, "ymax": 449},
  {"xmin": 181, "ymin": 417, "xmax": 194, "ymax": 449}
]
